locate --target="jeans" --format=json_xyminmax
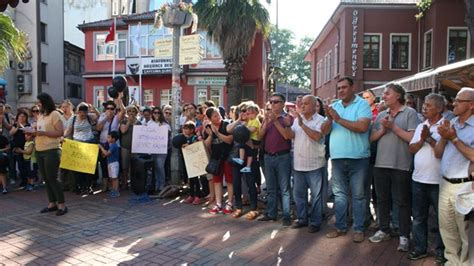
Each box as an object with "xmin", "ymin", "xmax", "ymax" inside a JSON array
[
  {"xmin": 153, "ymin": 154, "xmax": 167, "ymax": 191},
  {"xmin": 264, "ymin": 153, "xmax": 291, "ymax": 220},
  {"xmin": 411, "ymin": 181, "xmax": 444, "ymax": 254},
  {"xmin": 233, "ymin": 160, "xmax": 257, "ymax": 210},
  {"xmin": 293, "ymin": 168, "xmax": 323, "ymax": 227},
  {"xmin": 373, "ymin": 167, "xmax": 412, "ymax": 237},
  {"xmin": 321, "ymin": 165, "xmax": 329, "ymax": 215},
  {"xmin": 36, "ymin": 149, "xmax": 65, "ymax": 204},
  {"xmin": 331, "ymin": 158, "xmax": 369, "ymax": 232}
]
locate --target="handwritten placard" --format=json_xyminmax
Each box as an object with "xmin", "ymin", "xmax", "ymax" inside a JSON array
[
  {"xmin": 181, "ymin": 141, "xmax": 209, "ymax": 178},
  {"xmin": 132, "ymin": 124, "xmax": 168, "ymax": 154},
  {"xmin": 60, "ymin": 139, "xmax": 99, "ymax": 174}
]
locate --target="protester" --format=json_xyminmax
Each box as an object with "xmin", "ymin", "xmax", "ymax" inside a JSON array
[
  {"xmin": 181, "ymin": 121, "xmax": 203, "ymax": 205},
  {"xmin": 407, "ymin": 93, "xmax": 446, "ymax": 262},
  {"xmin": 150, "ymin": 106, "xmax": 170, "ymax": 193},
  {"xmin": 322, "ymin": 77, "xmax": 372, "ymax": 243},
  {"xmin": 35, "ymin": 92, "xmax": 67, "ymax": 216},
  {"xmin": 369, "ymin": 84, "xmax": 421, "ymax": 252},
  {"xmin": 434, "ymin": 87, "xmax": 474, "ymax": 265},
  {"xmin": 14, "ymin": 132, "xmax": 35, "ymax": 191},
  {"xmin": 119, "ymin": 105, "xmax": 141, "ymax": 189},
  {"xmin": 0, "ymin": 111, "xmax": 10, "ymax": 194},
  {"xmin": 10, "ymin": 110, "xmax": 30, "ymax": 189},
  {"xmin": 203, "ymin": 107, "xmax": 234, "ymax": 215},
  {"xmin": 258, "ymin": 92, "xmax": 294, "ymax": 226},
  {"xmin": 285, "ymin": 95, "xmax": 326, "ymax": 233}
]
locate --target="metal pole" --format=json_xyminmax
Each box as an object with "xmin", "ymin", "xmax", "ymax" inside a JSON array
[{"xmin": 170, "ymin": 0, "xmax": 182, "ymax": 186}]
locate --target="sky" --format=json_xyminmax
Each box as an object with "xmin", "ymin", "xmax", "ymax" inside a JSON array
[{"xmin": 262, "ymin": 0, "xmax": 340, "ymax": 43}]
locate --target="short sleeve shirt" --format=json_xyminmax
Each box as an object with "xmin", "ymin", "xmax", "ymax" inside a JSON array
[
  {"xmin": 204, "ymin": 121, "xmax": 233, "ymax": 160},
  {"xmin": 291, "ymin": 113, "xmax": 326, "ymax": 171},
  {"xmin": 35, "ymin": 111, "xmax": 62, "ymax": 152},
  {"xmin": 410, "ymin": 118, "xmax": 444, "ymax": 184},
  {"xmin": 247, "ymin": 118, "xmax": 261, "ymax": 141},
  {"xmin": 98, "ymin": 114, "xmax": 120, "ymax": 144},
  {"xmin": 329, "ymin": 96, "xmax": 372, "ymax": 159},
  {"xmin": 374, "ymin": 106, "xmax": 421, "ymax": 171},
  {"xmin": 119, "ymin": 119, "xmax": 141, "ymax": 150},
  {"xmin": 71, "ymin": 116, "xmax": 95, "ymax": 142},
  {"xmin": 107, "ymin": 143, "xmax": 120, "ymax": 164},
  {"xmin": 441, "ymin": 115, "xmax": 474, "ymax": 179}
]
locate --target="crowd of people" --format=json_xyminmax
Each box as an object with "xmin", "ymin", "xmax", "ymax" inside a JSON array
[{"xmin": 0, "ymin": 76, "xmax": 472, "ymax": 265}]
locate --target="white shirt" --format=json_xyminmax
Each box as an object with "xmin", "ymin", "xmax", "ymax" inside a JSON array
[
  {"xmin": 291, "ymin": 113, "xmax": 326, "ymax": 171},
  {"xmin": 410, "ymin": 117, "xmax": 444, "ymax": 184},
  {"xmin": 98, "ymin": 114, "xmax": 120, "ymax": 144}
]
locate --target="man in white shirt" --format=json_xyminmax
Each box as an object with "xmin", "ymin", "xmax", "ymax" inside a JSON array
[
  {"xmin": 282, "ymin": 95, "xmax": 326, "ymax": 233},
  {"xmin": 407, "ymin": 93, "xmax": 446, "ymax": 262}
]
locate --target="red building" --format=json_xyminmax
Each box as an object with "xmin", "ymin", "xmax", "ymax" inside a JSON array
[
  {"xmin": 305, "ymin": 0, "xmax": 473, "ymax": 100},
  {"xmin": 78, "ymin": 11, "xmax": 270, "ymax": 109}
]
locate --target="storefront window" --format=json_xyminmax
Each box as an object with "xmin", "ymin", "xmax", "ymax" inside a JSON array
[
  {"xmin": 210, "ymin": 88, "xmax": 222, "ymax": 107},
  {"xmin": 196, "ymin": 88, "xmax": 207, "ymax": 105},
  {"xmin": 144, "ymin": 89, "xmax": 154, "ymax": 107},
  {"xmin": 93, "ymin": 86, "xmax": 105, "ymax": 109},
  {"xmin": 391, "ymin": 34, "xmax": 410, "ymax": 70},
  {"xmin": 160, "ymin": 89, "xmax": 171, "ymax": 107},
  {"xmin": 448, "ymin": 28, "xmax": 469, "ymax": 64},
  {"xmin": 363, "ymin": 34, "xmax": 381, "ymax": 69}
]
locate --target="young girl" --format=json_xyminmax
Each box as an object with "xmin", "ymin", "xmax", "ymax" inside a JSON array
[
  {"xmin": 14, "ymin": 132, "xmax": 35, "ymax": 191},
  {"xmin": 181, "ymin": 121, "xmax": 203, "ymax": 205},
  {"xmin": 98, "ymin": 131, "xmax": 120, "ymax": 197}
]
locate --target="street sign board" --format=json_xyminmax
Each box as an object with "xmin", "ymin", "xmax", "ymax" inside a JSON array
[{"xmin": 154, "ymin": 38, "xmax": 173, "ymax": 58}]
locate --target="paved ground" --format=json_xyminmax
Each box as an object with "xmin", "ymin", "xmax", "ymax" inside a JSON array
[{"xmin": 0, "ymin": 188, "xmax": 441, "ymax": 265}]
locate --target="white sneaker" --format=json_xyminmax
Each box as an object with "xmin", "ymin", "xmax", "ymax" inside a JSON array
[
  {"xmin": 369, "ymin": 230, "xmax": 391, "ymax": 243},
  {"xmin": 397, "ymin": 236, "xmax": 409, "ymax": 252}
]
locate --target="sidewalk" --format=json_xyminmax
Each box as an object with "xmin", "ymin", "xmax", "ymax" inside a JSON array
[{"xmin": 0, "ymin": 189, "xmax": 438, "ymax": 265}]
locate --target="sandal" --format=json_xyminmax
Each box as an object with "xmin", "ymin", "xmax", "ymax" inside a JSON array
[
  {"xmin": 231, "ymin": 209, "xmax": 243, "ymax": 218},
  {"xmin": 246, "ymin": 210, "xmax": 259, "ymax": 220}
]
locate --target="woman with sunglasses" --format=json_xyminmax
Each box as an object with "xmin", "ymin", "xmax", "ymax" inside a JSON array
[
  {"xmin": 35, "ymin": 93, "xmax": 68, "ymax": 216},
  {"xmin": 150, "ymin": 106, "xmax": 170, "ymax": 193}
]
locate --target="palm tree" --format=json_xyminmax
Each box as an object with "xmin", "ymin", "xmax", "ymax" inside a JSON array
[
  {"xmin": 0, "ymin": 13, "xmax": 28, "ymax": 74},
  {"xmin": 194, "ymin": 0, "xmax": 270, "ymax": 107}
]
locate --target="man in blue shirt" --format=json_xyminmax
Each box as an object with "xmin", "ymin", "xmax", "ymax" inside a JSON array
[{"xmin": 322, "ymin": 77, "xmax": 372, "ymax": 243}]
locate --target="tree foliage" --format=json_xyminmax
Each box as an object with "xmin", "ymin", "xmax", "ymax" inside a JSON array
[
  {"xmin": 0, "ymin": 13, "xmax": 28, "ymax": 74},
  {"xmin": 194, "ymin": 0, "xmax": 270, "ymax": 107},
  {"xmin": 269, "ymin": 26, "xmax": 311, "ymax": 89}
]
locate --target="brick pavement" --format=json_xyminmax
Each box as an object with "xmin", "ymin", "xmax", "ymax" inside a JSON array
[{"xmin": 0, "ymin": 189, "xmax": 440, "ymax": 265}]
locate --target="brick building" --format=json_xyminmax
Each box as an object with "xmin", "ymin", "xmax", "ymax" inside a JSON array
[
  {"xmin": 305, "ymin": 0, "xmax": 473, "ymax": 100},
  {"xmin": 78, "ymin": 11, "xmax": 270, "ymax": 109}
]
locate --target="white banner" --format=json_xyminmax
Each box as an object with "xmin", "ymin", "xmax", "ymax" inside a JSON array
[
  {"xmin": 131, "ymin": 124, "xmax": 168, "ymax": 154},
  {"xmin": 182, "ymin": 141, "xmax": 209, "ymax": 178}
]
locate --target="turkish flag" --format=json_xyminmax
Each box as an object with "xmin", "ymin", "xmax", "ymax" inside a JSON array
[{"xmin": 105, "ymin": 20, "xmax": 115, "ymax": 43}]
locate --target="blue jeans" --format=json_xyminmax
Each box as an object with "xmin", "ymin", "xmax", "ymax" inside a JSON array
[
  {"xmin": 153, "ymin": 154, "xmax": 167, "ymax": 191},
  {"xmin": 331, "ymin": 158, "xmax": 369, "ymax": 232},
  {"xmin": 264, "ymin": 153, "xmax": 291, "ymax": 220},
  {"xmin": 293, "ymin": 168, "xmax": 323, "ymax": 227},
  {"xmin": 412, "ymin": 181, "xmax": 444, "ymax": 254}
]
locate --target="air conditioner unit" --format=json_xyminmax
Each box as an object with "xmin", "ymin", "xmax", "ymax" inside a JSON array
[
  {"xmin": 111, "ymin": 0, "xmax": 120, "ymax": 16},
  {"xmin": 17, "ymin": 61, "xmax": 32, "ymax": 72},
  {"xmin": 17, "ymin": 74, "xmax": 32, "ymax": 94}
]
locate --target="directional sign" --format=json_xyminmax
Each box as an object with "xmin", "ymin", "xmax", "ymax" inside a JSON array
[
  {"xmin": 179, "ymin": 34, "xmax": 203, "ymax": 65},
  {"xmin": 179, "ymin": 53, "xmax": 203, "ymax": 65},
  {"xmin": 154, "ymin": 38, "xmax": 172, "ymax": 58}
]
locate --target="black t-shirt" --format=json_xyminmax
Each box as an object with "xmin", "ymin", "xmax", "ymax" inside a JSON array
[
  {"xmin": 0, "ymin": 134, "xmax": 9, "ymax": 150},
  {"xmin": 204, "ymin": 120, "xmax": 233, "ymax": 160},
  {"xmin": 13, "ymin": 122, "xmax": 30, "ymax": 148}
]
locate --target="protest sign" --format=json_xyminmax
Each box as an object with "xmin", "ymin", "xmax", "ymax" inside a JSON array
[
  {"xmin": 181, "ymin": 141, "xmax": 209, "ymax": 178},
  {"xmin": 60, "ymin": 139, "xmax": 99, "ymax": 174},
  {"xmin": 132, "ymin": 124, "xmax": 168, "ymax": 154}
]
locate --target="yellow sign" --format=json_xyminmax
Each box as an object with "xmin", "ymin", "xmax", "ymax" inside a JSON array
[
  {"xmin": 179, "ymin": 34, "xmax": 203, "ymax": 65},
  {"xmin": 60, "ymin": 139, "xmax": 99, "ymax": 174},
  {"xmin": 154, "ymin": 38, "xmax": 173, "ymax": 58},
  {"xmin": 180, "ymin": 34, "xmax": 201, "ymax": 46}
]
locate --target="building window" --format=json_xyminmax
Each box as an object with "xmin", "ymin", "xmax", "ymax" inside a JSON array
[
  {"xmin": 198, "ymin": 31, "xmax": 222, "ymax": 59},
  {"xmin": 41, "ymin": 62, "xmax": 47, "ymax": 83},
  {"xmin": 160, "ymin": 89, "xmax": 171, "ymax": 107},
  {"xmin": 447, "ymin": 28, "xmax": 469, "ymax": 64},
  {"xmin": 334, "ymin": 44, "xmax": 339, "ymax": 77},
  {"xmin": 316, "ymin": 60, "xmax": 322, "ymax": 88},
  {"xmin": 424, "ymin": 30, "xmax": 432, "ymax": 68},
  {"xmin": 327, "ymin": 51, "xmax": 332, "ymax": 82},
  {"xmin": 40, "ymin": 23, "xmax": 47, "ymax": 43},
  {"xmin": 144, "ymin": 89, "xmax": 155, "ymax": 107},
  {"xmin": 210, "ymin": 88, "xmax": 222, "ymax": 107},
  {"xmin": 93, "ymin": 86, "xmax": 105, "ymax": 108},
  {"xmin": 390, "ymin": 34, "xmax": 411, "ymax": 70},
  {"xmin": 67, "ymin": 83, "xmax": 82, "ymax": 98},
  {"xmin": 129, "ymin": 24, "xmax": 172, "ymax": 57},
  {"xmin": 363, "ymin": 34, "xmax": 381, "ymax": 69},
  {"xmin": 196, "ymin": 88, "xmax": 207, "ymax": 105},
  {"xmin": 95, "ymin": 31, "xmax": 127, "ymax": 61}
]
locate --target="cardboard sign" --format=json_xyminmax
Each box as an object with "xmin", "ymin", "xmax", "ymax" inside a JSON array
[
  {"xmin": 181, "ymin": 141, "xmax": 209, "ymax": 178},
  {"xmin": 132, "ymin": 124, "xmax": 168, "ymax": 154},
  {"xmin": 60, "ymin": 139, "xmax": 99, "ymax": 174}
]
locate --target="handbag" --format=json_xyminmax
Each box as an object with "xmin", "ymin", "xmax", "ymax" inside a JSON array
[{"xmin": 205, "ymin": 158, "xmax": 221, "ymax": 175}]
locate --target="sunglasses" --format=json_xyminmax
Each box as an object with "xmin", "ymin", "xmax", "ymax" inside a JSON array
[
  {"xmin": 32, "ymin": 110, "xmax": 39, "ymax": 113},
  {"xmin": 106, "ymin": 107, "xmax": 115, "ymax": 110},
  {"xmin": 269, "ymin": 100, "xmax": 282, "ymax": 104},
  {"xmin": 153, "ymin": 112, "xmax": 162, "ymax": 115},
  {"xmin": 165, "ymin": 112, "xmax": 172, "ymax": 115},
  {"xmin": 240, "ymin": 109, "xmax": 247, "ymax": 113}
]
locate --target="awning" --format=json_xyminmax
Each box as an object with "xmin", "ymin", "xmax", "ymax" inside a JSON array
[
  {"xmin": 371, "ymin": 58, "xmax": 474, "ymax": 96},
  {"xmin": 0, "ymin": 78, "xmax": 7, "ymax": 86}
]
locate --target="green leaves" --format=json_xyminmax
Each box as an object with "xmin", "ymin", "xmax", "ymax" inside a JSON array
[{"xmin": 0, "ymin": 13, "xmax": 28, "ymax": 74}]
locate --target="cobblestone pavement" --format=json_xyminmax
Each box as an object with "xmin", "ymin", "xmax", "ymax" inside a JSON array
[{"xmin": 0, "ymin": 188, "xmax": 440, "ymax": 265}]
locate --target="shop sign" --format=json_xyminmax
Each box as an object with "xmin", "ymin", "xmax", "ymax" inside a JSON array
[
  {"xmin": 126, "ymin": 57, "xmax": 172, "ymax": 75},
  {"xmin": 351, "ymin": 9, "xmax": 359, "ymax": 77},
  {"xmin": 187, "ymin": 76, "xmax": 226, "ymax": 86}
]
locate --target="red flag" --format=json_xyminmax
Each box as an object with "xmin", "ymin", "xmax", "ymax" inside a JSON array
[{"xmin": 105, "ymin": 20, "xmax": 115, "ymax": 43}]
